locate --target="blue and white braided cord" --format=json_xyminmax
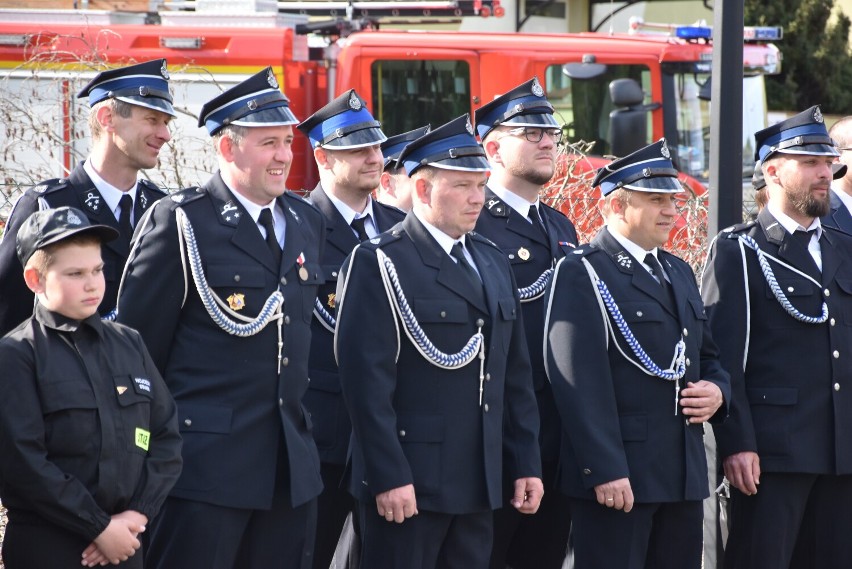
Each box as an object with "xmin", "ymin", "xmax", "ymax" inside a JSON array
[
  {"xmin": 377, "ymin": 248, "xmax": 483, "ymax": 370},
  {"xmin": 519, "ymin": 268, "xmax": 553, "ymax": 302},
  {"xmin": 737, "ymin": 234, "xmax": 829, "ymax": 324},
  {"xmin": 177, "ymin": 209, "xmax": 283, "ymax": 336},
  {"xmin": 101, "ymin": 310, "xmax": 117, "ymax": 321},
  {"xmin": 314, "ymin": 299, "xmax": 336, "ymax": 332},
  {"xmin": 580, "ymin": 258, "xmax": 686, "ymax": 382}
]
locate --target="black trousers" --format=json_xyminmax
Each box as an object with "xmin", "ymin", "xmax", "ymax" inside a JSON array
[
  {"xmin": 725, "ymin": 472, "xmax": 852, "ymax": 569},
  {"xmin": 570, "ymin": 497, "xmax": 703, "ymax": 569},
  {"xmin": 490, "ymin": 460, "xmax": 571, "ymax": 569},
  {"xmin": 312, "ymin": 461, "xmax": 356, "ymax": 569},
  {"xmin": 2, "ymin": 514, "xmax": 142, "ymax": 569},
  {"xmin": 359, "ymin": 505, "xmax": 492, "ymax": 569}
]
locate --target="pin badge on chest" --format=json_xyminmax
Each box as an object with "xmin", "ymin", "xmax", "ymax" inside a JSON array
[
  {"xmin": 227, "ymin": 293, "xmax": 246, "ymax": 311},
  {"xmin": 518, "ymin": 247, "xmax": 530, "ymax": 261},
  {"xmin": 297, "ymin": 251, "xmax": 309, "ymax": 281}
]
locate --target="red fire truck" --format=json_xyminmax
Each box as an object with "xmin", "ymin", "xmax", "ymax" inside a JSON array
[{"xmin": 0, "ymin": 2, "xmax": 780, "ymax": 256}]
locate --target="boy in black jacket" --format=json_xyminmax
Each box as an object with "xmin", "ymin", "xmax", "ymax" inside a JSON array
[{"xmin": 0, "ymin": 206, "xmax": 182, "ymax": 568}]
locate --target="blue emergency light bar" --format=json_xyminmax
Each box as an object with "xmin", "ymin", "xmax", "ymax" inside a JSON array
[{"xmin": 674, "ymin": 24, "xmax": 783, "ymax": 42}]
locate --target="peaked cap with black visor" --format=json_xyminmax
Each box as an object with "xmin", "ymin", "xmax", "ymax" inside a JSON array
[
  {"xmin": 77, "ymin": 58, "xmax": 176, "ymax": 118},
  {"xmin": 381, "ymin": 125, "xmax": 431, "ymax": 171},
  {"xmin": 396, "ymin": 114, "xmax": 489, "ymax": 176},
  {"xmin": 198, "ymin": 67, "xmax": 298, "ymax": 136},
  {"xmin": 297, "ymin": 89, "xmax": 386, "ymax": 150},
  {"xmin": 754, "ymin": 105, "xmax": 840, "ymax": 163},
  {"xmin": 592, "ymin": 139, "xmax": 683, "ymax": 196},
  {"xmin": 474, "ymin": 77, "xmax": 559, "ymax": 140}
]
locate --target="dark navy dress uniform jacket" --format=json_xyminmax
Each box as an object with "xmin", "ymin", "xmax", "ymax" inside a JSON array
[
  {"xmin": 545, "ymin": 228, "xmax": 730, "ymax": 503},
  {"xmin": 702, "ymin": 208, "xmax": 852, "ymax": 474},
  {"xmin": 0, "ymin": 163, "xmax": 165, "ymax": 336},
  {"xmin": 117, "ymin": 173, "xmax": 325, "ymax": 509},
  {"xmin": 335, "ymin": 214, "xmax": 542, "ymax": 514}
]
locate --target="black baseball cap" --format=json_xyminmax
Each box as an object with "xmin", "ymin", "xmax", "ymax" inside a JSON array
[{"xmin": 17, "ymin": 206, "xmax": 119, "ymax": 265}]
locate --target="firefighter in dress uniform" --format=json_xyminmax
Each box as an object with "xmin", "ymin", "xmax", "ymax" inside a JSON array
[
  {"xmin": 335, "ymin": 115, "xmax": 543, "ymax": 569},
  {"xmin": 544, "ymin": 139, "xmax": 729, "ymax": 569},
  {"xmin": 117, "ymin": 67, "xmax": 325, "ymax": 569},
  {"xmin": 0, "ymin": 59, "xmax": 175, "ymax": 335}
]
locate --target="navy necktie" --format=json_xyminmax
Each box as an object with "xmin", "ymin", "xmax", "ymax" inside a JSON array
[
  {"xmin": 118, "ymin": 194, "xmax": 133, "ymax": 241},
  {"xmin": 259, "ymin": 208, "xmax": 281, "ymax": 265},
  {"xmin": 351, "ymin": 215, "xmax": 370, "ymax": 242}
]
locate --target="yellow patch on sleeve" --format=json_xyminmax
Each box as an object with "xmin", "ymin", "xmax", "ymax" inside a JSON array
[{"xmin": 135, "ymin": 428, "xmax": 150, "ymax": 451}]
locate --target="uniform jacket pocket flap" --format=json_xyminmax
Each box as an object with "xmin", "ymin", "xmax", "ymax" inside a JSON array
[
  {"xmin": 499, "ymin": 298, "xmax": 518, "ymax": 320},
  {"xmin": 837, "ymin": 279, "xmax": 852, "ymax": 294},
  {"xmin": 620, "ymin": 302, "xmax": 665, "ymax": 323},
  {"xmin": 397, "ymin": 415, "xmax": 444, "ymax": 443},
  {"xmin": 688, "ymin": 297, "xmax": 708, "ymax": 320},
  {"xmin": 41, "ymin": 380, "xmax": 97, "ymax": 413},
  {"xmin": 206, "ymin": 264, "xmax": 265, "ymax": 287},
  {"xmin": 619, "ymin": 413, "xmax": 648, "ymax": 442},
  {"xmin": 113, "ymin": 374, "xmax": 153, "ymax": 406},
  {"xmin": 413, "ymin": 299, "xmax": 468, "ymax": 323},
  {"xmin": 321, "ymin": 263, "xmax": 342, "ymax": 283},
  {"xmin": 178, "ymin": 403, "xmax": 233, "ymax": 433},
  {"xmin": 308, "ymin": 369, "xmax": 341, "ymax": 393},
  {"xmin": 746, "ymin": 387, "xmax": 798, "ymax": 406},
  {"xmin": 298, "ymin": 262, "xmax": 324, "ymax": 285},
  {"xmin": 767, "ymin": 278, "xmax": 813, "ymax": 298}
]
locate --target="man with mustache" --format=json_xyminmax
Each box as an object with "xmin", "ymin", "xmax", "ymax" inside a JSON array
[
  {"xmin": 0, "ymin": 59, "xmax": 175, "ymax": 335},
  {"xmin": 702, "ymin": 106, "xmax": 852, "ymax": 568}
]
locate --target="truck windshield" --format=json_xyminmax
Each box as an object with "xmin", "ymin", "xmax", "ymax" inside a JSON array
[{"xmin": 545, "ymin": 63, "xmax": 652, "ymax": 157}]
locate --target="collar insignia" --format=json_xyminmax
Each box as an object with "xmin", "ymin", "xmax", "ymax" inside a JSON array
[
  {"xmin": 616, "ymin": 252, "xmax": 633, "ymax": 268},
  {"xmin": 83, "ymin": 191, "xmax": 101, "ymax": 213}
]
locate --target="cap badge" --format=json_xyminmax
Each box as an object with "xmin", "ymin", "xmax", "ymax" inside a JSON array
[
  {"xmin": 814, "ymin": 107, "xmax": 824, "ymax": 123},
  {"xmin": 67, "ymin": 209, "xmax": 83, "ymax": 225},
  {"xmin": 466, "ymin": 117, "xmax": 474, "ymax": 135},
  {"xmin": 247, "ymin": 99, "xmax": 258, "ymax": 111},
  {"xmin": 267, "ymin": 69, "xmax": 278, "ymax": 89},
  {"xmin": 661, "ymin": 143, "xmax": 671, "ymax": 159},
  {"xmin": 517, "ymin": 247, "xmax": 530, "ymax": 261},
  {"xmin": 227, "ymin": 293, "xmax": 245, "ymax": 311},
  {"xmin": 160, "ymin": 61, "xmax": 170, "ymax": 80},
  {"xmin": 531, "ymin": 78, "xmax": 544, "ymax": 97},
  {"xmin": 327, "ymin": 292, "xmax": 336, "ymax": 309},
  {"xmin": 349, "ymin": 91, "xmax": 362, "ymax": 111},
  {"xmin": 616, "ymin": 252, "xmax": 633, "ymax": 269}
]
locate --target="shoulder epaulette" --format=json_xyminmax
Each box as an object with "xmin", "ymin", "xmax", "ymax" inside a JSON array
[
  {"xmin": 169, "ymin": 186, "xmax": 205, "ymax": 205},
  {"xmin": 721, "ymin": 219, "xmax": 757, "ymax": 237},
  {"xmin": 469, "ymin": 230, "xmax": 499, "ymax": 250},
  {"xmin": 138, "ymin": 179, "xmax": 167, "ymax": 195},
  {"xmin": 285, "ymin": 189, "xmax": 313, "ymax": 205},
  {"xmin": 365, "ymin": 228, "xmax": 403, "ymax": 248},
  {"xmin": 375, "ymin": 200, "xmax": 405, "ymax": 217},
  {"xmin": 30, "ymin": 178, "xmax": 68, "ymax": 195}
]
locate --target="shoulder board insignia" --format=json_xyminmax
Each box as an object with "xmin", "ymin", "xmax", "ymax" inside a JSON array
[
  {"xmin": 722, "ymin": 220, "xmax": 756, "ymax": 236},
  {"xmin": 573, "ymin": 248, "xmax": 584, "ymax": 254},
  {"xmin": 138, "ymin": 179, "xmax": 167, "ymax": 195},
  {"xmin": 169, "ymin": 187, "xmax": 205, "ymax": 205},
  {"xmin": 32, "ymin": 178, "xmax": 67, "ymax": 195}
]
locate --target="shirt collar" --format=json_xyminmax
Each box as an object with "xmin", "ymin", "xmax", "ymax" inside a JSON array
[
  {"xmin": 34, "ymin": 302, "xmax": 104, "ymax": 337},
  {"xmin": 831, "ymin": 185, "xmax": 852, "ymax": 215},
  {"xmin": 488, "ymin": 182, "xmax": 540, "ymax": 220},
  {"xmin": 326, "ymin": 191, "xmax": 376, "ymax": 225},
  {"xmin": 412, "ymin": 209, "xmax": 466, "ymax": 255},
  {"xmin": 607, "ymin": 226, "xmax": 660, "ymax": 263},
  {"xmin": 766, "ymin": 201, "xmax": 822, "ymax": 239},
  {"xmin": 83, "ymin": 159, "xmax": 138, "ymax": 216},
  {"xmin": 224, "ymin": 182, "xmax": 276, "ymax": 224}
]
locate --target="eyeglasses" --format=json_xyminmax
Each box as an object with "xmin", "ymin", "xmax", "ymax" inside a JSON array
[{"xmin": 497, "ymin": 126, "xmax": 563, "ymax": 145}]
